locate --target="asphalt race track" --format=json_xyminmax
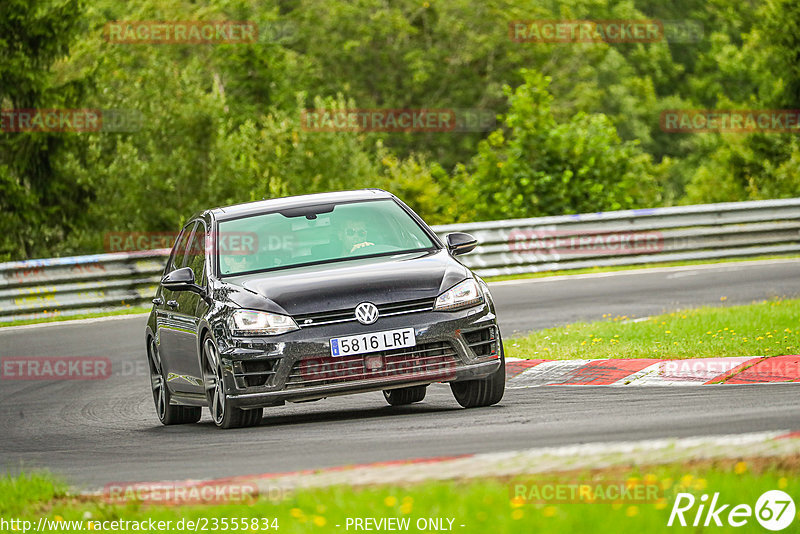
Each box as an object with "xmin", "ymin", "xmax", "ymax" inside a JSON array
[{"xmin": 1, "ymin": 259, "xmax": 799, "ymax": 488}]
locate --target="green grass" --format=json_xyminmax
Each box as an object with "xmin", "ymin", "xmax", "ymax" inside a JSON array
[
  {"xmin": 0, "ymin": 471, "xmax": 69, "ymax": 515},
  {"xmin": 485, "ymin": 254, "xmax": 800, "ymax": 283},
  {"xmin": 3, "ymin": 457, "xmax": 799, "ymax": 533},
  {"xmin": 0, "ymin": 307, "xmax": 150, "ymax": 328},
  {"xmin": 506, "ymin": 298, "xmax": 800, "ymax": 360}
]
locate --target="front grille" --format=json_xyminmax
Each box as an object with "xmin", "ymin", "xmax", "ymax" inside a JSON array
[
  {"xmin": 293, "ymin": 297, "xmax": 436, "ymax": 328},
  {"xmin": 232, "ymin": 359, "xmax": 281, "ymax": 388},
  {"xmin": 285, "ymin": 341, "xmax": 457, "ymax": 389},
  {"xmin": 463, "ymin": 326, "xmax": 498, "ymax": 358}
]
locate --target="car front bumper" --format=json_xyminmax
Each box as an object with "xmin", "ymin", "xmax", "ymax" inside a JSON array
[{"xmin": 216, "ymin": 303, "xmax": 502, "ymax": 408}]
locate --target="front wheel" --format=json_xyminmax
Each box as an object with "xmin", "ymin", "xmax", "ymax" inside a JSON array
[
  {"xmin": 450, "ymin": 350, "xmax": 505, "ymax": 408},
  {"xmin": 148, "ymin": 337, "xmax": 201, "ymax": 425},
  {"xmin": 383, "ymin": 385, "xmax": 427, "ymax": 406},
  {"xmin": 203, "ymin": 336, "xmax": 262, "ymax": 429}
]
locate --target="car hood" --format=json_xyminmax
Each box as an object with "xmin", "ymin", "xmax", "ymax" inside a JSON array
[{"xmin": 220, "ymin": 249, "xmax": 470, "ymax": 316}]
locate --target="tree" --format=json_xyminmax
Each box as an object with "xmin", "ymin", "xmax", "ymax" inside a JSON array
[
  {"xmin": 683, "ymin": 0, "xmax": 800, "ymax": 204},
  {"xmin": 0, "ymin": 0, "xmax": 88, "ymax": 260},
  {"xmin": 466, "ymin": 70, "xmax": 661, "ymax": 220}
]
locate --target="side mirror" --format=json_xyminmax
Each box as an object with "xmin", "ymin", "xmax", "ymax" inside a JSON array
[
  {"xmin": 445, "ymin": 232, "xmax": 478, "ymax": 256},
  {"xmin": 162, "ymin": 267, "xmax": 204, "ymax": 295}
]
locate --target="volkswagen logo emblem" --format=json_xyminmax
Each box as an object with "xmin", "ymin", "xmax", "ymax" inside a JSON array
[{"xmin": 354, "ymin": 302, "xmax": 379, "ymax": 325}]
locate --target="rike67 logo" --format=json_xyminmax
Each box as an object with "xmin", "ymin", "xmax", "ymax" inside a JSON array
[{"xmin": 668, "ymin": 490, "xmax": 796, "ymax": 531}]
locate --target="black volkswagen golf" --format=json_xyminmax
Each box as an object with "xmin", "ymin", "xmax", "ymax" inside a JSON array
[{"xmin": 145, "ymin": 189, "xmax": 504, "ymax": 428}]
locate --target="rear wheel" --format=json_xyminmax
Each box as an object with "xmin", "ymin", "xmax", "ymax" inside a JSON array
[
  {"xmin": 147, "ymin": 337, "xmax": 201, "ymax": 425},
  {"xmin": 383, "ymin": 385, "xmax": 427, "ymax": 406},
  {"xmin": 203, "ymin": 336, "xmax": 262, "ymax": 429},
  {"xmin": 450, "ymin": 342, "xmax": 505, "ymax": 408}
]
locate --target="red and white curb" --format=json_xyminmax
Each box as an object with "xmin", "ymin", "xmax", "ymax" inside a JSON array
[
  {"xmin": 87, "ymin": 431, "xmax": 800, "ymax": 498},
  {"xmin": 506, "ymin": 355, "xmax": 800, "ymax": 387}
]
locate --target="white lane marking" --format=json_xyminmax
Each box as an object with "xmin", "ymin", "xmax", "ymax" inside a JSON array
[
  {"xmin": 666, "ymin": 271, "xmax": 700, "ymax": 279},
  {"xmin": 488, "ymin": 258, "xmax": 800, "ymax": 286},
  {"xmin": 0, "ymin": 313, "xmax": 149, "ymax": 333},
  {"xmin": 620, "ymin": 316, "xmax": 650, "ymax": 324}
]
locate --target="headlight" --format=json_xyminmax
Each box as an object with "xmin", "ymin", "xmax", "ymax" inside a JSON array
[
  {"xmin": 434, "ymin": 279, "xmax": 483, "ymax": 311},
  {"xmin": 228, "ymin": 310, "xmax": 299, "ymax": 336}
]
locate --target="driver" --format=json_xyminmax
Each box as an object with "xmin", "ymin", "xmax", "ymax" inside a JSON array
[{"xmin": 341, "ymin": 218, "xmax": 375, "ymax": 254}]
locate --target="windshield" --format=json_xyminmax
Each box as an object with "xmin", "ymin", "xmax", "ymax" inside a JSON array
[{"xmin": 217, "ymin": 199, "xmax": 436, "ymax": 276}]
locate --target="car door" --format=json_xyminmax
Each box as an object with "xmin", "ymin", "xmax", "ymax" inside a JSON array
[
  {"xmin": 156, "ymin": 222, "xmax": 197, "ymax": 393},
  {"xmin": 168, "ymin": 221, "xmax": 209, "ymax": 394}
]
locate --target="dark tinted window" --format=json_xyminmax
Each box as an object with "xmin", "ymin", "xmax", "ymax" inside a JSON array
[
  {"xmin": 168, "ymin": 222, "xmax": 196, "ymax": 272},
  {"xmin": 186, "ymin": 222, "xmax": 206, "ymax": 286},
  {"xmin": 217, "ymin": 200, "xmax": 435, "ymax": 276}
]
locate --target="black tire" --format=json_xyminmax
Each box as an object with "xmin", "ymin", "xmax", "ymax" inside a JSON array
[
  {"xmin": 202, "ymin": 335, "xmax": 262, "ymax": 429},
  {"xmin": 147, "ymin": 337, "xmax": 201, "ymax": 425},
  {"xmin": 450, "ymin": 347, "xmax": 505, "ymax": 408},
  {"xmin": 383, "ymin": 385, "xmax": 427, "ymax": 406}
]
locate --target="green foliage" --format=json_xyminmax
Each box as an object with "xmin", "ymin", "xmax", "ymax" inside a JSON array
[
  {"xmin": 0, "ymin": 0, "xmax": 89, "ymax": 259},
  {"xmin": 467, "ymin": 70, "xmax": 660, "ymax": 220},
  {"xmin": 685, "ymin": 135, "xmax": 800, "ymax": 204},
  {"xmin": 376, "ymin": 154, "xmax": 459, "ymax": 225},
  {"xmin": 682, "ymin": 0, "xmax": 800, "ymax": 204},
  {"xmin": 1, "ymin": 0, "xmax": 799, "ymax": 260}
]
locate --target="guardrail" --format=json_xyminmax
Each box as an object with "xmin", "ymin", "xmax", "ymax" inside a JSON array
[
  {"xmin": 440, "ymin": 197, "xmax": 800, "ymax": 277},
  {"xmin": 2, "ymin": 198, "xmax": 799, "ymax": 323},
  {"xmin": 0, "ymin": 251, "xmax": 170, "ymax": 323}
]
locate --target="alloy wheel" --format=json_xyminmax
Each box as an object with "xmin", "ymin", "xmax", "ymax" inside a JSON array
[
  {"xmin": 204, "ymin": 337, "xmax": 226, "ymax": 425},
  {"xmin": 148, "ymin": 338, "xmax": 166, "ymax": 420}
]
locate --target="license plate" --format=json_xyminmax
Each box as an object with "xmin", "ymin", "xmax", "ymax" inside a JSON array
[{"xmin": 330, "ymin": 328, "xmax": 416, "ymax": 357}]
